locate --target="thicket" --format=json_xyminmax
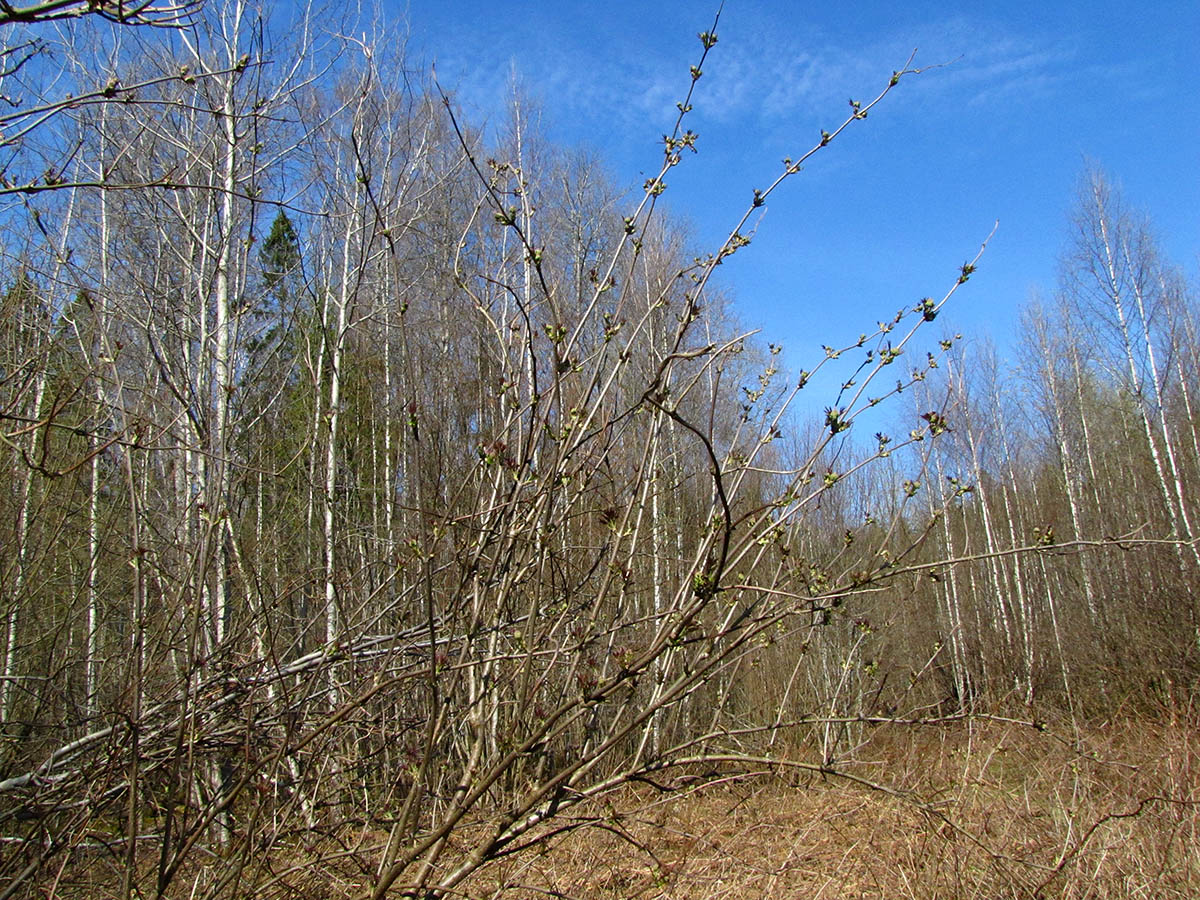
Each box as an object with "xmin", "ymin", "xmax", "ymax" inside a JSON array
[{"xmin": 0, "ymin": 3, "xmax": 1196, "ymax": 898}]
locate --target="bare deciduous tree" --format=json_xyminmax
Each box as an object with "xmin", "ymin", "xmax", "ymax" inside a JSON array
[{"xmin": 4, "ymin": 6, "xmax": 1196, "ymax": 900}]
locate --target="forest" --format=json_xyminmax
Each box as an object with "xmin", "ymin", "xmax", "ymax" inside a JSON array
[{"xmin": 1, "ymin": 2, "xmax": 1197, "ymax": 898}]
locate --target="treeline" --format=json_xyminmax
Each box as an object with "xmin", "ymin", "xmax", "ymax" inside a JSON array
[
  {"xmin": 861, "ymin": 170, "xmax": 1200, "ymax": 718},
  {"xmin": 757, "ymin": 173, "xmax": 1200, "ymax": 760},
  {"xmin": 0, "ymin": 2, "xmax": 1194, "ymax": 897}
]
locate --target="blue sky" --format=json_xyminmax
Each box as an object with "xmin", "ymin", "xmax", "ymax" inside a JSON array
[{"xmin": 398, "ymin": 1, "xmax": 1199, "ymax": 381}]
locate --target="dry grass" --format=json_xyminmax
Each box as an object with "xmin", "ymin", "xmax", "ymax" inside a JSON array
[
  {"xmin": 466, "ymin": 712, "xmax": 1200, "ymax": 899},
  {"xmin": 21, "ymin": 711, "xmax": 1199, "ymax": 899}
]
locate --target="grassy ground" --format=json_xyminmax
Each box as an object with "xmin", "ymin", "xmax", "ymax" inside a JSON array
[
  {"xmin": 23, "ymin": 709, "xmax": 1198, "ymax": 898},
  {"xmin": 467, "ymin": 711, "xmax": 1200, "ymax": 899}
]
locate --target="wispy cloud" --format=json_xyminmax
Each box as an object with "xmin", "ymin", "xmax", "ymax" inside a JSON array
[
  {"xmin": 694, "ymin": 16, "xmax": 1082, "ymax": 125},
  {"xmin": 408, "ymin": 5, "xmax": 1158, "ymax": 173}
]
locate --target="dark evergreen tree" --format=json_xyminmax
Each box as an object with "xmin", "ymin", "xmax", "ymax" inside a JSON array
[{"xmin": 259, "ymin": 209, "xmax": 302, "ymax": 296}]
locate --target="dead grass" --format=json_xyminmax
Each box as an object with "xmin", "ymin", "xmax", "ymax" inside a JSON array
[
  {"xmin": 19, "ymin": 711, "xmax": 1198, "ymax": 899},
  {"xmin": 466, "ymin": 711, "xmax": 1200, "ymax": 899}
]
